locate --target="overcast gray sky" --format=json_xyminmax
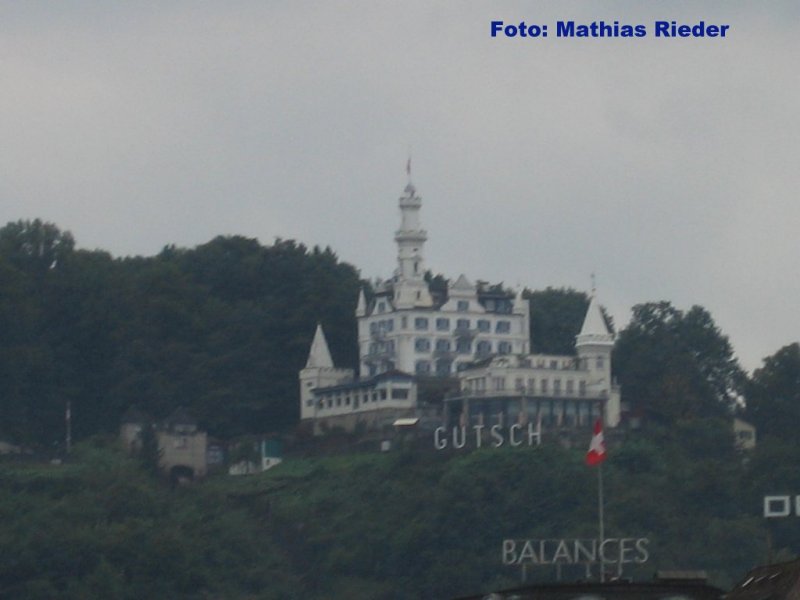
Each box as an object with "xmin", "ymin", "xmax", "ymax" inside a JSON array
[{"xmin": 2, "ymin": 2, "xmax": 798, "ymax": 372}]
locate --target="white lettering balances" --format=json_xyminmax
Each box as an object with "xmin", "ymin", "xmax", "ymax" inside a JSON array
[
  {"xmin": 434, "ymin": 423, "xmax": 542, "ymax": 450},
  {"xmin": 502, "ymin": 538, "xmax": 650, "ymax": 566}
]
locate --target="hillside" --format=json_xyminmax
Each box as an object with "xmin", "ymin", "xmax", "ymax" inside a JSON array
[{"xmin": 1, "ymin": 426, "xmax": 797, "ymax": 599}]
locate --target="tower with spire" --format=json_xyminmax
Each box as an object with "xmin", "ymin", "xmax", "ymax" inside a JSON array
[
  {"xmin": 298, "ymin": 169, "xmax": 620, "ymax": 435},
  {"xmin": 392, "ymin": 182, "xmax": 433, "ymax": 309},
  {"xmin": 576, "ymin": 291, "xmax": 620, "ymax": 426},
  {"xmin": 354, "ymin": 173, "xmax": 530, "ymax": 378},
  {"xmin": 299, "ymin": 324, "xmax": 354, "ymax": 421}
]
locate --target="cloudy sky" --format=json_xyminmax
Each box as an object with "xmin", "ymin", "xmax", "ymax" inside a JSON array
[{"xmin": 2, "ymin": 2, "xmax": 798, "ymax": 372}]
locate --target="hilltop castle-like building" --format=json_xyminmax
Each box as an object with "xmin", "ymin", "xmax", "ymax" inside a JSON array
[{"xmin": 299, "ymin": 180, "xmax": 620, "ymax": 435}]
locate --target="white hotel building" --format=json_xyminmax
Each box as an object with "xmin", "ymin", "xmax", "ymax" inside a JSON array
[{"xmin": 299, "ymin": 181, "xmax": 619, "ymax": 434}]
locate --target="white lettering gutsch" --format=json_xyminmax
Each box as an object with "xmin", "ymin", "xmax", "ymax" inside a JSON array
[{"xmin": 434, "ymin": 423, "xmax": 542, "ymax": 450}]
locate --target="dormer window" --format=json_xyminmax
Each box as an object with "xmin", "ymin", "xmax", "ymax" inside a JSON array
[{"xmin": 457, "ymin": 300, "xmax": 469, "ymax": 312}]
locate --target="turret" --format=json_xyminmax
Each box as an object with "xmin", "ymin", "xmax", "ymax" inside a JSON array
[
  {"xmin": 393, "ymin": 183, "xmax": 433, "ymax": 309},
  {"xmin": 355, "ymin": 288, "xmax": 367, "ymax": 318},
  {"xmin": 299, "ymin": 324, "xmax": 354, "ymax": 420},
  {"xmin": 576, "ymin": 294, "xmax": 619, "ymax": 426}
]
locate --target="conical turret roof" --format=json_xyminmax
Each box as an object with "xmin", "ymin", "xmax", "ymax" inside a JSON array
[
  {"xmin": 576, "ymin": 294, "xmax": 614, "ymax": 347},
  {"xmin": 305, "ymin": 324, "xmax": 334, "ymax": 368}
]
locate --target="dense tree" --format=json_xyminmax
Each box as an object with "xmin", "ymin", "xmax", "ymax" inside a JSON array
[
  {"xmin": 525, "ymin": 287, "xmax": 590, "ymax": 354},
  {"xmin": 614, "ymin": 302, "xmax": 744, "ymax": 420},
  {"xmin": 0, "ymin": 223, "xmax": 364, "ymax": 445},
  {"xmin": 745, "ymin": 343, "xmax": 800, "ymax": 442},
  {"xmin": 0, "ymin": 218, "xmax": 75, "ymax": 274}
]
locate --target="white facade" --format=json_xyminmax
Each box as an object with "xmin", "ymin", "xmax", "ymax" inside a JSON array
[
  {"xmin": 298, "ymin": 180, "xmax": 620, "ymax": 430},
  {"xmin": 299, "ymin": 324, "xmax": 354, "ymax": 421},
  {"xmin": 449, "ymin": 293, "xmax": 620, "ymax": 427},
  {"xmin": 357, "ymin": 183, "xmax": 530, "ymax": 378}
]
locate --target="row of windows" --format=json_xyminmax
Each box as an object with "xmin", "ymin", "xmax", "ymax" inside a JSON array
[
  {"xmin": 467, "ymin": 376, "xmax": 587, "ymax": 396},
  {"xmin": 510, "ymin": 356, "xmax": 605, "ymax": 371},
  {"xmin": 416, "ymin": 359, "xmax": 455, "ymax": 376},
  {"xmin": 377, "ymin": 298, "xmax": 513, "ymax": 315},
  {"xmin": 369, "ymin": 319, "xmax": 394, "ymax": 334},
  {"xmin": 414, "ymin": 339, "xmax": 513, "ymax": 355},
  {"xmin": 367, "ymin": 340, "xmax": 396, "ymax": 355},
  {"xmin": 317, "ymin": 387, "xmax": 411, "ymax": 410},
  {"xmin": 415, "ymin": 317, "xmax": 511, "ymax": 333},
  {"xmin": 459, "ymin": 399, "xmax": 601, "ymax": 428},
  {"xmin": 368, "ymin": 316, "xmax": 517, "ymax": 334}
]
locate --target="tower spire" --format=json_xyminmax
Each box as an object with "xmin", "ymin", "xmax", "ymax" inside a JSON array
[
  {"xmin": 392, "ymin": 175, "xmax": 432, "ymax": 308},
  {"xmin": 305, "ymin": 323, "xmax": 334, "ymax": 368}
]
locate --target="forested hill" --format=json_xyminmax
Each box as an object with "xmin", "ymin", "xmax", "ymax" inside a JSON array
[
  {"xmin": 1, "ymin": 219, "xmax": 798, "ymax": 451},
  {"xmin": 0, "ymin": 220, "xmax": 362, "ymax": 445}
]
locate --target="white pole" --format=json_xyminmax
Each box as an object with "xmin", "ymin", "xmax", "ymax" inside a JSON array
[{"xmin": 598, "ymin": 463, "xmax": 605, "ymax": 582}]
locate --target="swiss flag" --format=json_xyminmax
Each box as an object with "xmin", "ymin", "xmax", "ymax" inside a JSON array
[{"xmin": 586, "ymin": 418, "xmax": 607, "ymax": 466}]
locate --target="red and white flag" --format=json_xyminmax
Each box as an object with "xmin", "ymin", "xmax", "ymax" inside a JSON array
[{"xmin": 586, "ymin": 418, "xmax": 607, "ymax": 466}]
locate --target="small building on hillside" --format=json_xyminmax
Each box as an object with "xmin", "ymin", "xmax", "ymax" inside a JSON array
[
  {"xmin": 159, "ymin": 407, "xmax": 207, "ymax": 481},
  {"xmin": 120, "ymin": 406, "xmax": 207, "ymax": 481},
  {"xmin": 228, "ymin": 438, "xmax": 284, "ymax": 475}
]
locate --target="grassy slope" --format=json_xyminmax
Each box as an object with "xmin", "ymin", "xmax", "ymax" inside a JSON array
[{"xmin": 0, "ymin": 434, "xmax": 778, "ymax": 599}]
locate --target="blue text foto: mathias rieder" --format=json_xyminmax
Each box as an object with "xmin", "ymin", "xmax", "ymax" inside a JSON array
[{"xmin": 490, "ymin": 20, "xmax": 731, "ymax": 39}]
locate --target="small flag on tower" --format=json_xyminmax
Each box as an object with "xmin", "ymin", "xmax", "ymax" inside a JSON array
[
  {"xmin": 586, "ymin": 418, "xmax": 607, "ymax": 466},
  {"xmin": 406, "ymin": 157, "xmax": 411, "ymax": 177}
]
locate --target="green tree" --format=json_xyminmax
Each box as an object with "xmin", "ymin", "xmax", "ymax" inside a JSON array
[
  {"xmin": 745, "ymin": 343, "xmax": 800, "ymax": 441},
  {"xmin": 614, "ymin": 302, "xmax": 744, "ymax": 420},
  {"xmin": 0, "ymin": 219, "xmax": 75, "ymax": 274},
  {"xmin": 525, "ymin": 287, "xmax": 589, "ymax": 354}
]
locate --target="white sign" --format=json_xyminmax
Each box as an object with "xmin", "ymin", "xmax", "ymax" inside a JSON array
[
  {"xmin": 502, "ymin": 538, "xmax": 650, "ymax": 566},
  {"xmin": 434, "ymin": 423, "xmax": 542, "ymax": 450},
  {"xmin": 763, "ymin": 495, "xmax": 800, "ymax": 518}
]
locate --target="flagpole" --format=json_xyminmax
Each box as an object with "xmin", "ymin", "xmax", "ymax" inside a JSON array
[
  {"xmin": 598, "ymin": 462, "xmax": 605, "ymax": 583},
  {"xmin": 587, "ymin": 417, "xmax": 607, "ymax": 583}
]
